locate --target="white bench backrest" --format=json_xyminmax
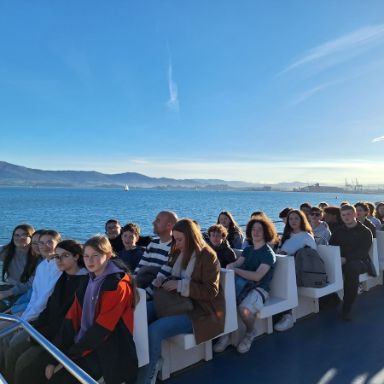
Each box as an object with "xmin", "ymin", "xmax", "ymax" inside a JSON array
[
  {"xmin": 376, "ymin": 231, "xmax": 384, "ymax": 270},
  {"xmin": 369, "ymin": 238, "xmax": 380, "ymax": 276},
  {"xmin": 219, "ymin": 268, "xmax": 238, "ymax": 334},
  {"xmin": 270, "ymin": 255, "xmax": 297, "ymax": 304},
  {"xmin": 317, "ymin": 245, "xmax": 343, "ymax": 288},
  {"xmin": 133, "ymin": 288, "xmax": 149, "ymax": 367}
]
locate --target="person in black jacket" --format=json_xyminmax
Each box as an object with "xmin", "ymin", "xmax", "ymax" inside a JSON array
[
  {"xmin": 207, "ymin": 224, "xmax": 237, "ymax": 268},
  {"xmin": 329, "ymin": 204, "xmax": 373, "ymax": 321},
  {"xmin": 4, "ymin": 240, "xmax": 88, "ymax": 384}
]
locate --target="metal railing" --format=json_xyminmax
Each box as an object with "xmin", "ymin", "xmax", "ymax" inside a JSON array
[{"xmin": 0, "ymin": 313, "xmax": 98, "ymax": 384}]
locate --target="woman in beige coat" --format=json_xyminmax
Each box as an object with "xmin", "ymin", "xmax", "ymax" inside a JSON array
[{"xmin": 137, "ymin": 218, "xmax": 225, "ymax": 384}]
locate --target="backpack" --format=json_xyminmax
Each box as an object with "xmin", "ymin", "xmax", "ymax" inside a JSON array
[{"xmin": 294, "ymin": 247, "xmax": 328, "ymax": 288}]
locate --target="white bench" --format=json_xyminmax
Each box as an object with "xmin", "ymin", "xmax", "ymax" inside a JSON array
[
  {"xmin": 376, "ymin": 231, "xmax": 384, "ymax": 271},
  {"xmin": 230, "ymin": 254, "xmax": 298, "ymax": 344},
  {"xmin": 294, "ymin": 245, "xmax": 343, "ymax": 319},
  {"xmin": 159, "ymin": 269, "xmax": 237, "ymax": 380},
  {"xmin": 359, "ymin": 239, "xmax": 380, "ymax": 291},
  {"xmin": 133, "ymin": 288, "xmax": 149, "ymax": 368},
  {"xmin": 254, "ymin": 254, "xmax": 298, "ymax": 334}
]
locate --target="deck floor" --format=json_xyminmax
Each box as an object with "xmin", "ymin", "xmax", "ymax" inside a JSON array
[{"xmin": 165, "ymin": 285, "xmax": 384, "ymax": 384}]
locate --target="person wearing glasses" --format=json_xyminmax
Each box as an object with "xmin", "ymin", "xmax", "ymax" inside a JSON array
[
  {"xmin": 309, "ymin": 207, "xmax": 331, "ymax": 245},
  {"xmin": 4, "ymin": 240, "xmax": 88, "ymax": 384},
  {"xmin": 0, "ymin": 224, "xmax": 39, "ymax": 312},
  {"xmin": 44, "ymin": 235, "xmax": 138, "ymax": 384}
]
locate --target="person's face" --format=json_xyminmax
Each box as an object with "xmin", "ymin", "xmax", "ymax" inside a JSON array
[
  {"xmin": 209, "ymin": 231, "xmax": 224, "ymax": 247},
  {"xmin": 340, "ymin": 209, "xmax": 356, "ymax": 226},
  {"xmin": 39, "ymin": 235, "xmax": 58, "ymax": 259},
  {"xmin": 122, "ymin": 230, "xmax": 138, "ymax": 249},
  {"xmin": 83, "ymin": 246, "xmax": 109, "ymax": 276},
  {"xmin": 251, "ymin": 222, "xmax": 265, "ymax": 244},
  {"xmin": 173, "ymin": 230, "xmax": 186, "ymax": 253},
  {"xmin": 106, "ymin": 222, "xmax": 121, "ymax": 239},
  {"xmin": 288, "ymin": 213, "xmax": 302, "ymax": 232},
  {"xmin": 13, "ymin": 228, "xmax": 31, "ymax": 248},
  {"xmin": 54, "ymin": 247, "xmax": 79, "ymax": 272},
  {"xmin": 355, "ymin": 206, "xmax": 366, "ymax": 221},
  {"xmin": 378, "ymin": 205, "xmax": 384, "ymax": 216},
  {"xmin": 152, "ymin": 213, "xmax": 170, "ymax": 236},
  {"xmin": 310, "ymin": 211, "xmax": 322, "ymax": 225},
  {"xmin": 31, "ymin": 234, "xmax": 41, "ymax": 255},
  {"xmin": 218, "ymin": 214, "xmax": 231, "ymax": 228}
]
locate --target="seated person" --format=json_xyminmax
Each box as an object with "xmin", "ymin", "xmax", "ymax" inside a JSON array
[
  {"xmin": 117, "ymin": 223, "xmax": 145, "ymax": 272},
  {"xmin": 134, "ymin": 211, "xmax": 178, "ymax": 295},
  {"xmin": 355, "ymin": 202, "xmax": 376, "ymax": 238},
  {"xmin": 44, "ymin": 236, "xmax": 138, "ymax": 384},
  {"xmin": 323, "ymin": 206, "xmax": 343, "ymax": 233},
  {"xmin": 365, "ymin": 202, "xmax": 382, "ymax": 230},
  {"xmin": 213, "ymin": 217, "xmax": 277, "ymax": 354},
  {"xmin": 279, "ymin": 207, "xmax": 293, "ymax": 225},
  {"xmin": 4, "ymin": 240, "xmax": 87, "ymax": 384},
  {"xmin": 274, "ymin": 210, "xmax": 316, "ymax": 332},
  {"xmin": 309, "ymin": 207, "xmax": 331, "ymax": 245},
  {"xmin": 0, "ymin": 224, "xmax": 39, "ymax": 312},
  {"xmin": 105, "ymin": 219, "xmax": 124, "ymax": 254},
  {"xmin": 206, "ymin": 224, "xmax": 236, "ymax": 268},
  {"xmin": 330, "ymin": 204, "xmax": 373, "ymax": 320},
  {"xmin": 299, "ymin": 202, "xmax": 312, "ymax": 220},
  {"xmin": 136, "ymin": 219, "xmax": 225, "ymax": 384},
  {"xmin": 217, "ymin": 211, "xmax": 244, "ymax": 249}
]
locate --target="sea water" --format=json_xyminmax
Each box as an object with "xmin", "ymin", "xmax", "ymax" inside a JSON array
[{"xmin": 1, "ymin": 187, "xmax": 383, "ymax": 243}]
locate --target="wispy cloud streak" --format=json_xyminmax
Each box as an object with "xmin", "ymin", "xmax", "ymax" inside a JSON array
[
  {"xmin": 372, "ymin": 136, "xmax": 384, "ymax": 143},
  {"xmin": 289, "ymin": 80, "xmax": 337, "ymax": 106},
  {"xmin": 166, "ymin": 55, "xmax": 179, "ymax": 112},
  {"xmin": 281, "ymin": 24, "xmax": 384, "ymax": 73}
]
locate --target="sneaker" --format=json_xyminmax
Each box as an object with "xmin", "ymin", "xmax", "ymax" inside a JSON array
[
  {"xmin": 274, "ymin": 314, "xmax": 294, "ymax": 332},
  {"xmin": 213, "ymin": 335, "xmax": 231, "ymax": 353},
  {"xmin": 237, "ymin": 329, "xmax": 258, "ymax": 354}
]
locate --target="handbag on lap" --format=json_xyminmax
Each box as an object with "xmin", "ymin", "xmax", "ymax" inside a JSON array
[{"xmin": 153, "ymin": 283, "xmax": 193, "ymax": 318}]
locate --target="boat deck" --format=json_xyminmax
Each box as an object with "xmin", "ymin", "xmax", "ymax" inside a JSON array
[{"xmin": 166, "ymin": 285, "xmax": 384, "ymax": 384}]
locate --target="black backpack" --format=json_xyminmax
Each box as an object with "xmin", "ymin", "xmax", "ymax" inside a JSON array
[{"xmin": 294, "ymin": 246, "xmax": 328, "ymax": 288}]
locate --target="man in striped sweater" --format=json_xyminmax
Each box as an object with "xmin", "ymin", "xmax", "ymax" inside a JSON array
[{"xmin": 134, "ymin": 211, "xmax": 178, "ymax": 296}]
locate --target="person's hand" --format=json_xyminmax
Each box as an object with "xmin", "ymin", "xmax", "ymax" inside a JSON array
[
  {"xmin": 162, "ymin": 280, "xmax": 178, "ymax": 291},
  {"xmin": 45, "ymin": 365, "xmax": 55, "ymax": 380},
  {"xmin": 341, "ymin": 257, "xmax": 346, "ymax": 265},
  {"xmin": 226, "ymin": 263, "xmax": 235, "ymax": 270},
  {"xmin": 152, "ymin": 276, "xmax": 164, "ymax": 288},
  {"xmin": 45, "ymin": 363, "xmax": 63, "ymax": 380}
]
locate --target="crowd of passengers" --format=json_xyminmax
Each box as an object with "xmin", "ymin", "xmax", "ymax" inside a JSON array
[{"xmin": 0, "ymin": 200, "xmax": 382, "ymax": 384}]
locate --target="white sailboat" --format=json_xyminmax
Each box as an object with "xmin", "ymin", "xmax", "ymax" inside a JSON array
[{"xmin": 124, "ymin": 184, "xmax": 129, "ymax": 191}]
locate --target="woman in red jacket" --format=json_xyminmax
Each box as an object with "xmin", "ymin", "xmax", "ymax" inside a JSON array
[{"xmin": 45, "ymin": 235, "xmax": 138, "ymax": 384}]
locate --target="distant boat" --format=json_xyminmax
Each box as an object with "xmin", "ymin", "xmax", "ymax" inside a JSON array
[{"xmin": 124, "ymin": 184, "xmax": 129, "ymax": 191}]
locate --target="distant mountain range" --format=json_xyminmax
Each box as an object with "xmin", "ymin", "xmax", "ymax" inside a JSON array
[{"xmin": 0, "ymin": 161, "xmax": 308, "ymax": 190}]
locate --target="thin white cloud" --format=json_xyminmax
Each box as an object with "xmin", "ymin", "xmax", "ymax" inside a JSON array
[
  {"xmin": 289, "ymin": 80, "xmax": 337, "ymax": 106},
  {"xmin": 166, "ymin": 58, "xmax": 179, "ymax": 112},
  {"xmin": 372, "ymin": 136, "xmax": 384, "ymax": 143},
  {"xmin": 281, "ymin": 24, "xmax": 384, "ymax": 74}
]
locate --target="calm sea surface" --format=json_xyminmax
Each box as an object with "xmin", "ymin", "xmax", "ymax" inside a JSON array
[{"xmin": 1, "ymin": 187, "xmax": 384, "ymax": 244}]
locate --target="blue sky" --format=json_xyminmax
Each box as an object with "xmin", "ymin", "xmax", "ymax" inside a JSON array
[{"xmin": 1, "ymin": 1, "xmax": 384, "ymax": 185}]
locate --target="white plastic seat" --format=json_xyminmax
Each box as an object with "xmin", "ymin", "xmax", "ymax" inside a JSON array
[
  {"xmin": 133, "ymin": 288, "xmax": 149, "ymax": 367},
  {"xmin": 159, "ymin": 269, "xmax": 237, "ymax": 380},
  {"xmin": 294, "ymin": 245, "xmax": 343, "ymax": 319}
]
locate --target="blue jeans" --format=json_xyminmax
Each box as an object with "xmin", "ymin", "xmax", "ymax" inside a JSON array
[{"xmin": 136, "ymin": 301, "xmax": 193, "ymax": 384}]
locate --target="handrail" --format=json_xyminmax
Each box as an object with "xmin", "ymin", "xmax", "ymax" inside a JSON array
[{"xmin": 0, "ymin": 313, "xmax": 98, "ymax": 384}]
